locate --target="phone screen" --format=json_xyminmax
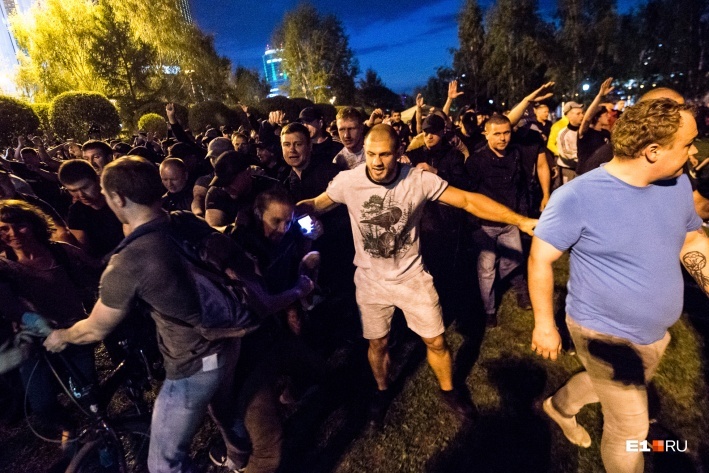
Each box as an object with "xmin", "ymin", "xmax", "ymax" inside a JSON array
[{"xmin": 298, "ymin": 215, "xmax": 313, "ymax": 234}]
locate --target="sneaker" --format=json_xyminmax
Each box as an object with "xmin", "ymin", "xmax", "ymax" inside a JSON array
[
  {"xmin": 209, "ymin": 437, "xmax": 250, "ymax": 471},
  {"xmin": 209, "ymin": 441, "xmax": 228, "ymax": 468},
  {"xmin": 542, "ymin": 397, "xmax": 591, "ymax": 448},
  {"xmin": 439, "ymin": 388, "xmax": 476, "ymax": 422},
  {"xmin": 368, "ymin": 389, "xmax": 390, "ymax": 429}
]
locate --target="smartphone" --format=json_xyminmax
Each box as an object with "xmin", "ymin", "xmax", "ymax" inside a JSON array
[{"xmin": 298, "ymin": 215, "xmax": 314, "ymax": 234}]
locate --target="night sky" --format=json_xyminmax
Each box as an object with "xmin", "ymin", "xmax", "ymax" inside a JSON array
[{"xmin": 191, "ymin": 0, "xmax": 639, "ymax": 95}]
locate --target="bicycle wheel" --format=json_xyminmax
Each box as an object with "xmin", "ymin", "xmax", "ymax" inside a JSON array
[
  {"xmin": 66, "ymin": 436, "xmax": 127, "ymax": 473},
  {"xmin": 66, "ymin": 420, "xmax": 149, "ymax": 473}
]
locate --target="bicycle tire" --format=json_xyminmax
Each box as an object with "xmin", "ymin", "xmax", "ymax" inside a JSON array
[
  {"xmin": 65, "ymin": 420, "xmax": 150, "ymax": 473},
  {"xmin": 66, "ymin": 437, "xmax": 127, "ymax": 473}
]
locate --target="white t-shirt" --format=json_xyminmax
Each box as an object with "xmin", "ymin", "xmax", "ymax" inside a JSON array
[{"xmin": 326, "ymin": 164, "xmax": 448, "ymax": 282}]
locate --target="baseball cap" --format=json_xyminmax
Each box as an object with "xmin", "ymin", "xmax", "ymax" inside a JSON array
[
  {"xmin": 298, "ymin": 107, "xmax": 323, "ymax": 124},
  {"xmin": 563, "ymin": 102, "xmax": 583, "ymax": 115},
  {"xmin": 422, "ymin": 114, "xmax": 446, "ymax": 134},
  {"xmin": 210, "ymin": 151, "xmax": 251, "ymax": 187},
  {"xmin": 206, "ymin": 137, "xmax": 234, "ymax": 159}
]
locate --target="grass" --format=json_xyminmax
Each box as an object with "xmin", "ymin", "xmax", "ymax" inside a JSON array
[{"xmin": 2, "ymin": 253, "xmax": 708, "ymax": 472}]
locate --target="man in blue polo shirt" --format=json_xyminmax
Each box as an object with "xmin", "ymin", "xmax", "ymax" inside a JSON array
[{"xmin": 529, "ymin": 98, "xmax": 708, "ymax": 473}]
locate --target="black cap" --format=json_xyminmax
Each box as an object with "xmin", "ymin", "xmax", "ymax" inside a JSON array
[
  {"xmin": 298, "ymin": 107, "xmax": 323, "ymax": 124},
  {"xmin": 422, "ymin": 114, "xmax": 446, "ymax": 134},
  {"xmin": 209, "ymin": 151, "xmax": 251, "ymax": 187}
]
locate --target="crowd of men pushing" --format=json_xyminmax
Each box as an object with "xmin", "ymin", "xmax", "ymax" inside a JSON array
[{"xmin": 2, "ymin": 79, "xmax": 709, "ymax": 473}]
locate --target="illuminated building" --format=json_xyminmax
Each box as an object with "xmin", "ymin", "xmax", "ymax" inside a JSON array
[{"xmin": 263, "ymin": 46, "xmax": 287, "ymax": 98}]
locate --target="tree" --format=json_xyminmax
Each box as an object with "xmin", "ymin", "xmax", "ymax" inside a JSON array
[
  {"xmin": 357, "ymin": 69, "xmax": 402, "ymax": 110},
  {"xmin": 188, "ymin": 101, "xmax": 241, "ymax": 133},
  {"xmin": 138, "ymin": 113, "xmax": 167, "ymax": 139},
  {"xmin": 49, "ymin": 91, "xmax": 121, "ymax": 141},
  {"xmin": 272, "ymin": 3, "xmax": 359, "ymax": 104},
  {"xmin": 453, "ymin": 0, "xmax": 487, "ymax": 108},
  {"xmin": 553, "ymin": 0, "xmax": 620, "ymax": 99},
  {"xmin": 0, "ymin": 96, "xmax": 39, "ymax": 148},
  {"xmin": 232, "ymin": 66, "xmax": 270, "ymax": 106},
  {"xmin": 9, "ymin": 0, "xmax": 233, "ymax": 106},
  {"xmin": 481, "ymin": 0, "xmax": 552, "ymax": 107},
  {"xmin": 10, "ymin": 0, "xmax": 102, "ymax": 101},
  {"xmin": 415, "ymin": 67, "xmax": 458, "ymax": 109},
  {"xmin": 89, "ymin": 2, "xmax": 158, "ymax": 113},
  {"xmin": 623, "ymin": 0, "xmax": 709, "ymax": 97}
]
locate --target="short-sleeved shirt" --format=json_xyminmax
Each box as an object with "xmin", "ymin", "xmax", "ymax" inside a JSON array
[
  {"xmin": 67, "ymin": 202, "xmax": 124, "ymax": 259},
  {"xmin": 534, "ymin": 169, "xmax": 702, "ymax": 344},
  {"xmin": 326, "ymin": 164, "xmax": 448, "ymax": 282},
  {"xmin": 100, "ymin": 218, "xmax": 223, "ymax": 379}
]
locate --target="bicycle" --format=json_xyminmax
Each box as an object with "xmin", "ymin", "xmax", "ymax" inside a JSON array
[{"xmin": 21, "ymin": 312, "xmax": 159, "ymax": 473}]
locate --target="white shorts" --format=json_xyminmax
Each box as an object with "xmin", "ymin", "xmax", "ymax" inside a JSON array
[{"xmin": 354, "ymin": 267, "xmax": 444, "ymax": 340}]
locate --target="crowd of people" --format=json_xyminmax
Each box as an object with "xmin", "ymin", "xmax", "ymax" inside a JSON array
[{"xmin": 1, "ymin": 78, "xmax": 709, "ymax": 473}]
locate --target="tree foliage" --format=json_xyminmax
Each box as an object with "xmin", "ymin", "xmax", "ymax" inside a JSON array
[
  {"xmin": 357, "ymin": 69, "xmax": 402, "ymax": 110},
  {"xmin": 49, "ymin": 91, "xmax": 121, "ymax": 141},
  {"xmin": 9, "ymin": 0, "xmax": 234, "ymax": 114},
  {"xmin": 453, "ymin": 0, "xmax": 486, "ymax": 108},
  {"xmin": 233, "ymin": 66, "xmax": 270, "ymax": 106},
  {"xmin": 482, "ymin": 0, "xmax": 551, "ymax": 107},
  {"xmin": 443, "ymin": 0, "xmax": 708, "ymax": 107},
  {"xmin": 0, "ymin": 96, "xmax": 39, "ymax": 148},
  {"xmin": 272, "ymin": 3, "xmax": 359, "ymax": 104},
  {"xmin": 138, "ymin": 113, "xmax": 167, "ymax": 139},
  {"xmin": 188, "ymin": 101, "xmax": 241, "ymax": 133}
]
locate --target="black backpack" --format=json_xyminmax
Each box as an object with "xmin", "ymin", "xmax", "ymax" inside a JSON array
[{"xmin": 111, "ymin": 212, "xmax": 262, "ymax": 340}]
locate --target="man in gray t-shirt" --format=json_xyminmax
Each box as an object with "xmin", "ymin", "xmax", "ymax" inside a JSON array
[
  {"xmin": 298, "ymin": 124, "xmax": 537, "ymax": 426},
  {"xmin": 45, "ymin": 157, "xmax": 313, "ymax": 472}
]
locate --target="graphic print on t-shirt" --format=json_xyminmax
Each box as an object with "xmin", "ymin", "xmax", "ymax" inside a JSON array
[{"xmin": 359, "ymin": 192, "xmax": 414, "ymax": 258}]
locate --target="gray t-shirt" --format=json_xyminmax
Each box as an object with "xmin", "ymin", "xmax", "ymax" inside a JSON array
[
  {"xmin": 326, "ymin": 164, "xmax": 447, "ymax": 282},
  {"xmin": 100, "ymin": 221, "xmax": 223, "ymax": 379}
]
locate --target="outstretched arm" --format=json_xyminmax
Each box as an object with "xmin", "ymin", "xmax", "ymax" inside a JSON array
[
  {"xmin": 681, "ymin": 227, "xmax": 709, "ymax": 299},
  {"xmin": 507, "ymin": 82, "xmax": 555, "ymax": 127},
  {"xmin": 296, "ymin": 192, "xmax": 340, "ymax": 216},
  {"xmin": 437, "ymin": 186, "xmax": 537, "ymax": 235},
  {"xmin": 529, "ymin": 237, "xmax": 564, "ymax": 360},
  {"xmin": 579, "ymin": 77, "xmax": 613, "ymax": 138}
]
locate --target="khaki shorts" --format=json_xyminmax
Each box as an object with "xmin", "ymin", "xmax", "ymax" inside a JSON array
[{"xmin": 355, "ymin": 267, "xmax": 444, "ymax": 340}]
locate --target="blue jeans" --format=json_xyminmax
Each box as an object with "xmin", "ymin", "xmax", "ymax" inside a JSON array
[
  {"xmin": 148, "ymin": 340, "xmax": 243, "ymax": 473},
  {"xmin": 472, "ymin": 224, "xmax": 524, "ymax": 315}
]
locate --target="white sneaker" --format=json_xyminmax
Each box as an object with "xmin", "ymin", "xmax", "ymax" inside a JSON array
[{"xmin": 543, "ymin": 397, "xmax": 592, "ymax": 448}]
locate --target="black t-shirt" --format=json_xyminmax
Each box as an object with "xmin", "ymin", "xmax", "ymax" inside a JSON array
[
  {"xmin": 577, "ymin": 142, "xmax": 613, "ymax": 176},
  {"xmin": 577, "ymin": 128, "xmax": 611, "ymax": 172},
  {"xmin": 67, "ymin": 202, "xmax": 124, "ymax": 259},
  {"xmin": 466, "ymin": 145, "xmax": 524, "ymax": 225},
  {"xmin": 311, "ymin": 134, "xmax": 343, "ymax": 164},
  {"xmin": 161, "ymin": 187, "xmax": 193, "ymax": 212}
]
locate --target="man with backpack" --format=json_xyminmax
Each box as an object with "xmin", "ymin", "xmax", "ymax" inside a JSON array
[{"xmin": 44, "ymin": 156, "xmax": 313, "ymax": 473}]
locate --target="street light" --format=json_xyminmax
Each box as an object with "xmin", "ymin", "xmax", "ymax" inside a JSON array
[{"xmin": 582, "ymin": 83, "xmax": 590, "ymax": 92}]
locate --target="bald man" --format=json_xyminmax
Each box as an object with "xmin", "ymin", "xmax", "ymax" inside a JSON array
[
  {"xmin": 159, "ymin": 158, "xmax": 192, "ymax": 211},
  {"xmin": 298, "ymin": 124, "xmax": 537, "ymax": 427}
]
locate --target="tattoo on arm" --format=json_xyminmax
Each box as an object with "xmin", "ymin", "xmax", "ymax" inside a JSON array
[{"xmin": 683, "ymin": 251, "xmax": 709, "ymax": 297}]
